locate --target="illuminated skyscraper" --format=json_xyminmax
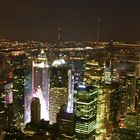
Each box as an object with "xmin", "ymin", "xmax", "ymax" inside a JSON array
[
  {"xmin": 136, "ymin": 78, "xmax": 140, "ymax": 139},
  {"xmin": 74, "ymin": 84, "xmax": 98, "ymax": 139},
  {"xmin": 84, "ymin": 59, "xmax": 106, "ymax": 140},
  {"xmin": 24, "ymin": 50, "xmax": 49, "ymax": 124},
  {"xmin": 0, "ymin": 54, "xmax": 14, "ymax": 130},
  {"xmin": 49, "ymin": 58, "xmax": 74, "ymax": 124},
  {"xmin": 136, "ymin": 58, "xmax": 140, "ymax": 139},
  {"xmin": 84, "ymin": 59, "xmax": 104, "ymax": 87},
  {"xmin": 13, "ymin": 68, "xmax": 25, "ymax": 127},
  {"xmin": 126, "ymin": 73, "xmax": 136, "ymax": 112}
]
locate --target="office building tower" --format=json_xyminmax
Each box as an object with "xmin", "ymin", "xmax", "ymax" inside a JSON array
[
  {"xmin": 112, "ymin": 128, "xmax": 135, "ymax": 140},
  {"xmin": 24, "ymin": 68, "xmax": 32, "ymax": 124},
  {"xmin": 13, "ymin": 68, "xmax": 25, "ymax": 126},
  {"xmin": 126, "ymin": 73, "xmax": 136, "ymax": 112},
  {"xmin": 31, "ymin": 97, "xmax": 40, "ymax": 125},
  {"xmin": 68, "ymin": 59, "xmax": 85, "ymax": 84},
  {"xmin": 0, "ymin": 54, "xmax": 13, "ymax": 130},
  {"xmin": 0, "ymin": 97, "xmax": 6, "ymax": 130},
  {"xmin": 110, "ymin": 82, "xmax": 121, "ymax": 128},
  {"xmin": 119, "ymin": 80, "xmax": 128, "ymax": 117},
  {"xmin": 6, "ymin": 103, "xmax": 19, "ymax": 129},
  {"xmin": 136, "ymin": 63, "xmax": 140, "ymax": 78},
  {"xmin": 57, "ymin": 105, "xmax": 75, "ymax": 139},
  {"xmin": 24, "ymin": 50, "xmax": 49, "ymax": 124},
  {"xmin": 74, "ymin": 84, "xmax": 98, "ymax": 139},
  {"xmin": 84, "ymin": 59, "xmax": 104, "ymax": 87},
  {"xmin": 136, "ymin": 78, "xmax": 140, "ymax": 139},
  {"xmin": 95, "ymin": 87, "xmax": 106, "ymax": 140},
  {"xmin": 49, "ymin": 58, "xmax": 73, "ymax": 124},
  {"xmin": 96, "ymin": 61, "xmax": 112, "ymax": 140},
  {"xmin": 83, "ymin": 59, "xmax": 106, "ymax": 140}
]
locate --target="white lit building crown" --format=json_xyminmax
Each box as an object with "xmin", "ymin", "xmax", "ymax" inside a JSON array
[{"xmin": 52, "ymin": 59, "xmax": 66, "ymax": 67}]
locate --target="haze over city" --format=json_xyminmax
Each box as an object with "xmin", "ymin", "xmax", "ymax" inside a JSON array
[{"xmin": 0, "ymin": 0, "xmax": 140, "ymax": 42}]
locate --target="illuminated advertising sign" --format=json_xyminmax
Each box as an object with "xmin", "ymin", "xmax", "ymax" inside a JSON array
[{"xmin": 4, "ymin": 83, "xmax": 13, "ymax": 105}]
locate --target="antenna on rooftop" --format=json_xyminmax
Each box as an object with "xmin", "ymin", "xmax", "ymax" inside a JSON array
[
  {"xmin": 57, "ymin": 27, "xmax": 61, "ymax": 42},
  {"xmin": 96, "ymin": 17, "xmax": 100, "ymax": 44}
]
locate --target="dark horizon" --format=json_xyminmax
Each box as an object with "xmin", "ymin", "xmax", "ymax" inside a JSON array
[{"xmin": 0, "ymin": 0, "xmax": 140, "ymax": 42}]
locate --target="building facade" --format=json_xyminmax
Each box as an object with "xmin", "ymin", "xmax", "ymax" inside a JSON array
[{"xmin": 74, "ymin": 84, "xmax": 98, "ymax": 139}]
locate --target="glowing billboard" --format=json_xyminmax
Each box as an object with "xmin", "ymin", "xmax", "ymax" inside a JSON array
[{"xmin": 4, "ymin": 83, "xmax": 13, "ymax": 105}]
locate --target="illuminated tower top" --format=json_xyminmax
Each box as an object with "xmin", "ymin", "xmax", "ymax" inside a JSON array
[
  {"xmin": 52, "ymin": 58, "xmax": 66, "ymax": 67},
  {"xmin": 33, "ymin": 50, "xmax": 49, "ymax": 68},
  {"xmin": 49, "ymin": 57, "xmax": 74, "ymax": 124},
  {"xmin": 38, "ymin": 50, "xmax": 47, "ymax": 60}
]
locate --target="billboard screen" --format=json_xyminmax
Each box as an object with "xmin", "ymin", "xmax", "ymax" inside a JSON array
[{"xmin": 4, "ymin": 82, "xmax": 13, "ymax": 105}]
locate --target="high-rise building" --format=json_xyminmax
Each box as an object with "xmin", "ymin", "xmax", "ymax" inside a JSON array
[
  {"xmin": 136, "ymin": 78, "xmax": 140, "ymax": 139},
  {"xmin": 0, "ymin": 54, "xmax": 14, "ymax": 130},
  {"xmin": 0, "ymin": 93, "xmax": 6, "ymax": 130},
  {"xmin": 6, "ymin": 103, "xmax": 19, "ymax": 129},
  {"xmin": 74, "ymin": 84, "xmax": 98, "ymax": 139},
  {"xmin": 31, "ymin": 97, "xmax": 40, "ymax": 125},
  {"xmin": 13, "ymin": 68, "xmax": 25, "ymax": 127},
  {"xmin": 126, "ymin": 73, "xmax": 136, "ymax": 112},
  {"xmin": 110, "ymin": 82, "xmax": 121, "ymax": 128},
  {"xmin": 57, "ymin": 105, "xmax": 76, "ymax": 139},
  {"xmin": 83, "ymin": 59, "xmax": 106, "ymax": 140},
  {"xmin": 68, "ymin": 59, "xmax": 85, "ymax": 84},
  {"xmin": 84, "ymin": 59, "xmax": 104, "ymax": 87},
  {"xmin": 49, "ymin": 58, "xmax": 73, "ymax": 124},
  {"xmin": 24, "ymin": 50, "xmax": 49, "ymax": 124}
]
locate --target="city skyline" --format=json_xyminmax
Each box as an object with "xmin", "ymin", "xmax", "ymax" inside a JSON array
[{"xmin": 0, "ymin": 0, "xmax": 140, "ymax": 42}]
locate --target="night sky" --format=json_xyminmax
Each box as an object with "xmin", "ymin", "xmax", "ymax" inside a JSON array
[{"xmin": 0, "ymin": 0, "xmax": 140, "ymax": 42}]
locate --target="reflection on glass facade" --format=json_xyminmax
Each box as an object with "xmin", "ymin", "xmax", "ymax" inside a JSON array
[
  {"xmin": 32, "ymin": 64, "xmax": 49, "ymax": 121},
  {"xmin": 24, "ymin": 68, "xmax": 32, "ymax": 124}
]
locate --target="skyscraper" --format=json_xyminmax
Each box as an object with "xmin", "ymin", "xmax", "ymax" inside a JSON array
[
  {"xmin": 136, "ymin": 78, "xmax": 140, "ymax": 139},
  {"xmin": 49, "ymin": 58, "xmax": 73, "ymax": 124},
  {"xmin": 74, "ymin": 84, "xmax": 98, "ymax": 139},
  {"xmin": 0, "ymin": 54, "xmax": 14, "ymax": 130},
  {"xmin": 13, "ymin": 68, "xmax": 25, "ymax": 127},
  {"xmin": 6, "ymin": 103, "xmax": 19, "ymax": 129},
  {"xmin": 24, "ymin": 50, "xmax": 49, "ymax": 124},
  {"xmin": 31, "ymin": 97, "xmax": 40, "ymax": 125},
  {"xmin": 57, "ymin": 105, "xmax": 75, "ymax": 139}
]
